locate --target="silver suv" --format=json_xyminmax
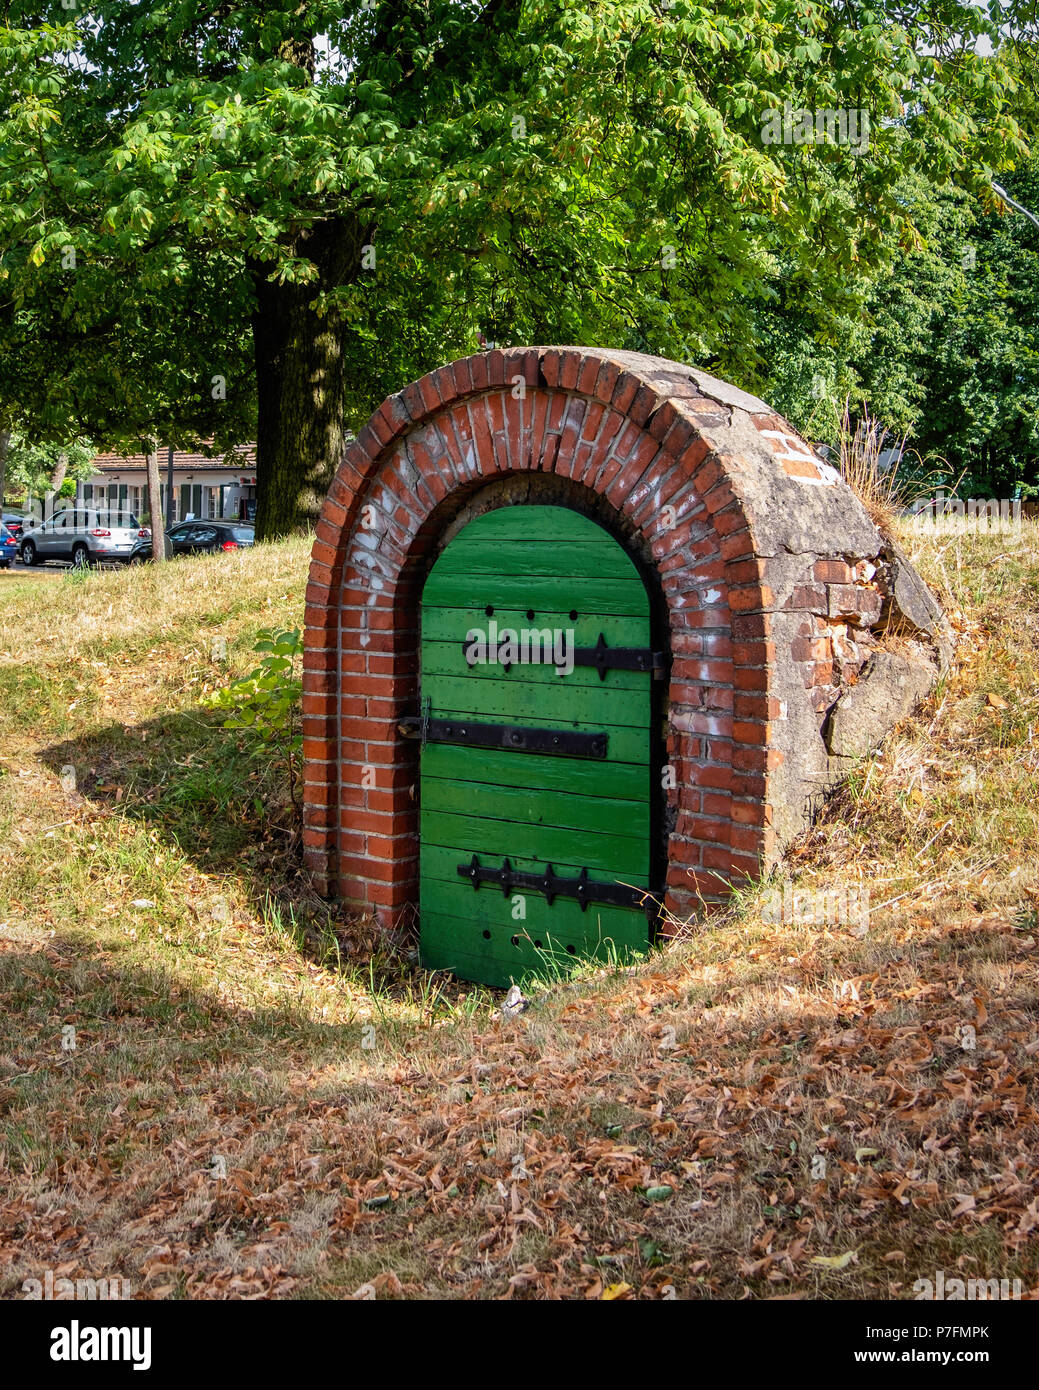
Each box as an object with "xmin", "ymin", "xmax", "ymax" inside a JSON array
[{"xmin": 19, "ymin": 508, "xmax": 146, "ymax": 567}]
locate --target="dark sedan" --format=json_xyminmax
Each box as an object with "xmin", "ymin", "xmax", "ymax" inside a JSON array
[
  {"xmin": 129, "ymin": 522, "xmax": 255, "ymax": 563},
  {"xmin": 2, "ymin": 512, "xmax": 28, "ymax": 539}
]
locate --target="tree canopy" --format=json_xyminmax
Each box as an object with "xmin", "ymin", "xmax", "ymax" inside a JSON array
[
  {"xmin": 0, "ymin": 2, "xmax": 1035, "ymax": 533},
  {"xmin": 1, "ymin": 431, "xmax": 93, "ymax": 505}
]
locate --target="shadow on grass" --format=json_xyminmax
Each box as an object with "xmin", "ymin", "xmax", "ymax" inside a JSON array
[
  {"xmin": 34, "ymin": 710, "xmax": 420, "ymax": 992},
  {"xmin": 38, "ymin": 708, "xmax": 298, "ymax": 879},
  {"xmin": 34, "ymin": 715, "xmax": 613, "ymax": 1010},
  {"xmin": 0, "ymin": 926, "xmax": 414, "ymax": 1283},
  {"xmin": 0, "ymin": 929, "xmax": 367, "ymax": 1076}
]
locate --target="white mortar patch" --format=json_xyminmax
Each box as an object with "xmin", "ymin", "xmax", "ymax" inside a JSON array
[{"xmin": 758, "ymin": 429, "xmax": 840, "ymax": 486}]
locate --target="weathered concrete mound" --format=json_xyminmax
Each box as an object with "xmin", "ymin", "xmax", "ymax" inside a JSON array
[{"xmin": 302, "ymin": 347, "xmax": 949, "ymax": 925}]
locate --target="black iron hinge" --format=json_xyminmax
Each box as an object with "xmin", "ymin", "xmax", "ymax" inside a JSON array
[
  {"xmin": 457, "ymin": 854, "xmax": 657, "ymax": 915},
  {"xmin": 573, "ymin": 633, "xmax": 665, "ymax": 679},
  {"xmin": 459, "ymin": 630, "xmax": 664, "ymax": 679},
  {"xmin": 399, "ymin": 715, "xmax": 607, "ymax": 758}
]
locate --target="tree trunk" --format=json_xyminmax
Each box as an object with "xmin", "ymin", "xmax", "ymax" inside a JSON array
[
  {"xmin": 0, "ymin": 428, "xmax": 9, "ymax": 509},
  {"xmin": 146, "ymin": 445, "xmax": 166, "ymax": 563},
  {"xmin": 49, "ymin": 449, "xmax": 69, "ymax": 495},
  {"xmin": 249, "ymin": 215, "xmax": 368, "ymax": 540}
]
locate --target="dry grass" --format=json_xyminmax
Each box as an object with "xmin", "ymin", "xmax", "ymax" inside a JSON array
[
  {"xmin": 0, "ymin": 532, "xmax": 1036, "ymax": 1300},
  {"xmin": 834, "ymin": 402, "xmax": 942, "ymax": 531}
]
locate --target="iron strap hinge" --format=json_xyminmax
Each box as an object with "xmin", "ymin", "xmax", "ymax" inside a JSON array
[
  {"xmin": 574, "ymin": 633, "xmax": 665, "ymax": 679},
  {"xmin": 399, "ymin": 715, "xmax": 607, "ymax": 758},
  {"xmin": 458, "ymin": 630, "xmax": 664, "ymax": 680},
  {"xmin": 457, "ymin": 854, "xmax": 656, "ymax": 914}
]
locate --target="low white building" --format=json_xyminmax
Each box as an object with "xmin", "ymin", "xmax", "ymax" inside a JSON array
[{"xmin": 77, "ymin": 444, "xmax": 258, "ymax": 525}]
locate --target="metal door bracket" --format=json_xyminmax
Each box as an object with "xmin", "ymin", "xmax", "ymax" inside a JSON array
[
  {"xmin": 399, "ymin": 715, "xmax": 607, "ymax": 758},
  {"xmin": 458, "ymin": 854, "xmax": 655, "ymax": 913}
]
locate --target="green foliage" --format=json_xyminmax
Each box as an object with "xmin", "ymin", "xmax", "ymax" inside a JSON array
[
  {"xmin": 757, "ymin": 152, "xmax": 1039, "ymax": 496},
  {"xmin": 201, "ymin": 627, "xmax": 303, "ymax": 810},
  {"xmin": 2, "ymin": 433, "xmax": 94, "ymax": 503},
  {"xmin": 203, "ymin": 628, "xmax": 302, "ymax": 744},
  {"xmin": 907, "ymin": 159, "xmax": 1039, "ymax": 494},
  {"xmin": 0, "ymin": 2, "xmax": 1033, "ymax": 533}
]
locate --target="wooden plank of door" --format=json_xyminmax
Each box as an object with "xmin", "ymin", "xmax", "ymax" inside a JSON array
[
  {"xmin": 421, "ymin": 608, "xmax": 651, "ymax": 645},
  {"xmin": 421, "ymin": 744, "xmax": 650, "ymax": 798},
  {"xmin": 422, "ymin": 573, "xmax": 649, "ymax": 615},
  {"xmin": 420, "ymin": 842, "xmax": 652, "ymax": 891},
  {"xmin": 420, "ymin": 904, "xmax": 649, "ymax": 987},
  {"xmin": 423, "ymin": 674, "xmax": 651, "ymax": 727},
  {"xmin": 422, "ymin": 776, "xmax": 650, "ymax": 837},
  {"xmin": 429, "ymin": 539, "xmax": 641, "ymax": 580},
  {"xmin": 422, "ymin": 641, "xmax": 653, "ymax": 690},
  {"xmin": 420, "ymin": 809, "xmax": 648, "ymax": 876}
]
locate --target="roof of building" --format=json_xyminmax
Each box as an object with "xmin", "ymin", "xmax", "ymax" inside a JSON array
[{"xmin": 91, "ymin": 444, "xmax": 257, "ymax": 473}]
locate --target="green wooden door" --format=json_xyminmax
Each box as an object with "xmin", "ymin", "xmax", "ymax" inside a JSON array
[{"xmin": 419, "ymin": 505, "xmax": 655, "ymax": 987}]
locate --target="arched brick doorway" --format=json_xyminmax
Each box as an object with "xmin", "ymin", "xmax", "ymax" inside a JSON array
[{"xmin": 302, "ymin": 348, "xmax": 947, "ymax": 930}]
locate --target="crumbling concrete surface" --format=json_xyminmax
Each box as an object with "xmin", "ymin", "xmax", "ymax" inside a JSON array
[
  {"xmin": 764, "ymin": 540, "xmax": 950, "ymax": 850},
  {"xmin": 676, "ymin": 364, "xmax": 954, "ymax": 855},
  {"xmin": 825, "ymin": 648, "xmax": 940, "ymax": 762}
]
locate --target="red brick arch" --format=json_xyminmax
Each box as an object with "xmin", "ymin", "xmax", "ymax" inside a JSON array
[{"xmin": 302, "ymin": 347, "xmax": 797, "ymax": 927}]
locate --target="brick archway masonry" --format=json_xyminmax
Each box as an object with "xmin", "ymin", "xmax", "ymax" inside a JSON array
[{"xmin": 302, "ymin": 347, "xmax": 951, "ymax": 927}]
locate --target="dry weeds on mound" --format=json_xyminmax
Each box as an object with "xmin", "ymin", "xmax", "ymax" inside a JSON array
[{"xmin": 0, "ymin": 531, "xmax": 1036, "ymax": 1299}]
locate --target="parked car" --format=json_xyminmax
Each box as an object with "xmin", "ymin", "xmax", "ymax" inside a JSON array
[
  {"xmin": 19, "ymin": 508, "xmax": 148, "ymax": 567},
  {"xmin": 128, "ymin": 522, "xmax": 255, "ymax": 563},
  {"xmin": 2, "ymin": 512, "xmax": 28, "ymax": 538},
  {"xmin": 0, "ymin": 522, "xmax": 18, "ymax": 568}
]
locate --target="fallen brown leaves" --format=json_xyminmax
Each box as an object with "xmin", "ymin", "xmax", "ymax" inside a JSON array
[
  {"xmin": 5, "ymin": 899, "xmax": 1037, "ymax": 1300},
  {"xmin": 1, "ymin": 533, "xmax": 1037, "ymax": 1299}
]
